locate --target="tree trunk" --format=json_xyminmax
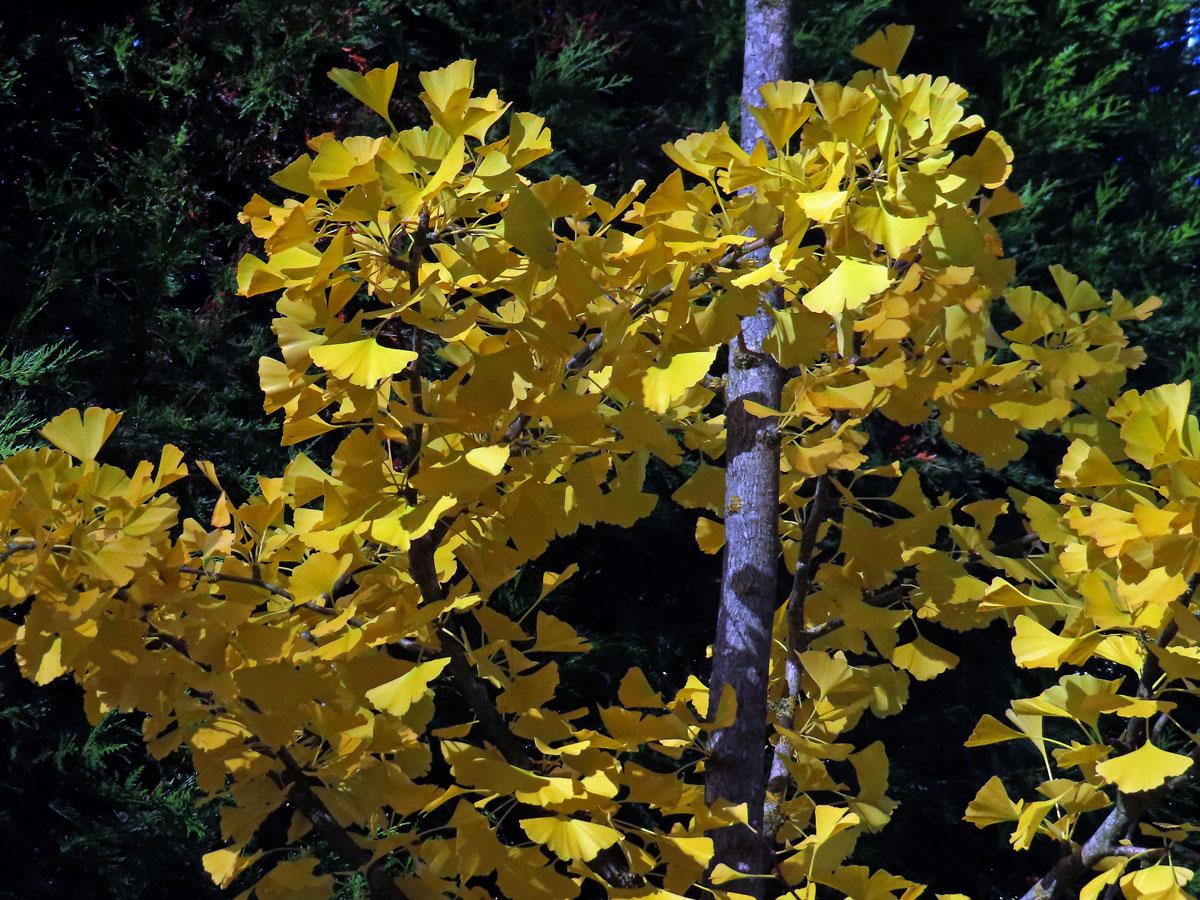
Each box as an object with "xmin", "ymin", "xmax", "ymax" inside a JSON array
[{"xmin": 706, "ymin": 1, "xmax": 791, "ymax": 895}]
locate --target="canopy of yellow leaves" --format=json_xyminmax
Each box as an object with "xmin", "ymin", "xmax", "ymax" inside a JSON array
[{"xmin": 0, "ymin": 31, "xmax": 1191, "ymax": 900}]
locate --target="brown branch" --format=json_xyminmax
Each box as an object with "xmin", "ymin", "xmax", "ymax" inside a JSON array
[
  {"xmin": 276, "ymin": 747, "xmax": 409, "ymax": 900},
  {"xmin": 406, "ymin": 526, "xmax": 641, "ymax": 890},
  {"xmin": 785, "ymin": 474, "xmax": 833, "ymax": 653},
  {"xmin": 1111, "ymin": 844, "xmax": 1200, "ymax": 867},
  {"xmin": 765, "ymin": 468, "xmax": 840, "ymax": 839},
  {"xmin": 181, "ymin": 564, "xmax": 292, "ymax": 599},
  {"xmin": 1020, "ymin": 751, "xmax": 1200, "ymax": 900},
  {"xmin": 1115, "ymin": 620, "xmax": 1179, "ymax": 754},
  {"xmin": 406, "ymin": 528, "xmax": 536, "ymax": 769},
  {"xmin": 180, "ymin": 564, "xmax": 377, "ymax": 633},
  {"xmin": 0, "ymin": 541, "xmax": 37, "ymax": 563}
]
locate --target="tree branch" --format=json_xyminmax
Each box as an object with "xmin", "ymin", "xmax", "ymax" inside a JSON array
[
  {"xmin": 1019, "ymin": 758, "xmax": 1200, "ymax": 900},
  {"xmin": 179, "ymin": 563, "xmax": 377, "ymax": 631},
  {"xmin": 764, "ymin": 473, "xmax": 834, "ymax": 839},
  {"xmin": 276, "ymin": 747, "xmax": 410, "ymax": 900},
  {"xmin": 406, "ymin": 529, "xmax": 536, "ymax": 769},
  {"xmin": 0, "ymin": 541, "xmax": 37, "ymax": 563}
]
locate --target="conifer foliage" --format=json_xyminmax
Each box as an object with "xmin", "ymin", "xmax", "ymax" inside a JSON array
[{"xmin": 3, "ymin": 30, "xmax": 1200, "ymax": 900}]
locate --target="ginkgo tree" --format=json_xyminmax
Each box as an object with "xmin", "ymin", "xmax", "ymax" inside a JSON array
[{"xmin": 2, "ymin": 25, "xmax": 1198, "ymax": 900}]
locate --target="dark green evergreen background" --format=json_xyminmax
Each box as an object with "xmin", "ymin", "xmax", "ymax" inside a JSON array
[{"xmin": 0, "ymin": 1, "xmax": 1197, "ymax": 897}]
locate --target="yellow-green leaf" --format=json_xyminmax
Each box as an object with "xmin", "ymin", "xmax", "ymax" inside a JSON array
[
  {"xmin": 40, "ymin": 407, "xmax": 122, "ymax": 462},
  {"xmin": 309, "ymin": 339, "xmax": 417, "ymax": 387},
  {"xmin": 1095, "ymin": 742, "xmax": 1193, "ymax": 793},
  {"xmin": 366, "ymin": 658, "xmax": 452, "ymax": 717},
  {"xmin": 519, "ymin": 816, "xmax": 621, "ymax": 861},
  {"xmin": 802, "ymin": 259, "xmax": 891, "ymax": 316},
  {"xmin": 642, "ymin": 350, "xmax": 717, "ymax": 413},
  {"xmin": 328, "ymin": 63, "xmax": 398, "ymax": 125}
]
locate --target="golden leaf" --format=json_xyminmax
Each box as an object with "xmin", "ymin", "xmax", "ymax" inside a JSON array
[
  {"xmin": 309, "ymin": 339, "xmax": 417, "ymax": 387},
  {"xmin": 366, "ymin": 658, "xmax": 452, "ymax": 718},
  {"xmin": 519, "ymin": 816, "xmax": 621, "ymax": 861},
  {"xmin": 964, "ymin": 776, "xmax": 1023, "ymax": 828},
  {"xmin": 642, "ymin": 350, "xmax": 718, "ymax": 414},
  {"xmin": 802, "ymin": 259, "xmax": 891, "ymax": 316},
  {"xmin": 40, "ymin": 407, "xmax": 122, "ymax": 462},
  {"xmin": 851, "ymin": 25, "xmax": 915, "ymax": 73},
  {"xmin": 1095, "ymin": 742, "xmax": 1193, "ymax": 794},
  {"xmin": 328, "ymin": 63, "xmax": 398, "ymax": 125}
]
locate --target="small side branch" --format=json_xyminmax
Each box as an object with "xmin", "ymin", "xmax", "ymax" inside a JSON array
[
  {"xmin": 179, "ymin": 564, "xmax": 369, "ymax": 630},
  {"xmin": 1020, "ymin": 762, "xmax": 1200, "ymax": 900},
  {"xmin": 276, "ymin": 747, "xmax": 410, "ymax": 900},
  {"xmin": 1, "ymin": 541, "xmax": 38, "ymax": 563},
  {"xmin": 406, "ymin": 530, "xmax": 535, "ymax": 769}
]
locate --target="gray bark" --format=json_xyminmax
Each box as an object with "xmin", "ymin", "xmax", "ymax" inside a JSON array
[{"xmin": 706, "ymin": 1, "xmax": 791, "ymax": 894}]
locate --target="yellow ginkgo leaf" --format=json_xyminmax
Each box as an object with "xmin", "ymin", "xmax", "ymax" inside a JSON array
[
  {"xmin": 964, "ymin": 714, "xmax": 1027, "ymax": 747},
  {"xmin": 531, "ymin": 612, "xmax": 590, "ymax": 654},
  {"xmin": 418, "ymin": 58, "xmax": 475, "ymax": 115},
  {"xmin": 801, "ymin": 259, "xmax": 891, "ymax": 316},
  {"xmin": 327, "ymin": 63, "xmax": 398, "ymax": 125},
  {"xmin": 1119, "ymin": 865, "xmax": 1194, "ymax": 900},
  {"xmin": 1095, "ymin": 742, "xmax": 1194, "ymax": 793},
  {"xmin": 1011, "ymin": 615, "xmax": 1101, "ymax": 669},
  {"xmin": 891, "ymin": 636, "xmax": 959, "ymax": 680},
  {"xmin": 695, "ymin": 517, "xmax": 724, "ymax": 554},
  {"xmin": 711, "ymin": 682, "xmax": 738, "ymax": 729},
  {"xmin": 40, "ymin": 407, "xmax": 122, "ymax": 462},
  {"xmin": 812, "ymin": 805, "xmax": 860, "ymax": 843},
  {"xmin": 710, "ymin": 863, "xmax": 756, "ymax": 885},
  {"xmin": 465, "ymin": 445, "xmax": 510, "ymax": 476},
  {"xmin": 202, "ymin": 847, "xmax": 262, "ymax": 889},
  {"xmin": 500, "ymin": 184, "xmax": 556, "ymax": 267},
  {"xmin": 1080, "ymin": 866, "xmax": 1126, "ymax": 900},
  {"xmin": 964, "ymin": 775, "xmax": 1022, "ymax": 828},
  {"xmin": 288, "ymin": 552, "xmax": 353, "ymax": 605},
  {"xmin": 513, "ymin": 775, "xmax": 577, "ymax": 807},
  {"xmin": 366, "ymin": 658, "xmax": 452, "ymax": 718},
  {"xmin": 749, "ymin": 85, "xmax": 813, "ymax": 150},
  {"xmin": 850, "ymin": 202, "xmax": 932, "ymax": 258},
  {"xmin": 1009, "ymin": 794, "xmax": 1065, "ymax": 850},
  {"xmin": 309, "ymin": 339, "xmax": 417, "ymax": 387},
  {"xmin": 519, "ymin": 816, "xmax": 621, "ymax": 861},
  {"xmin": 743, "ymin": 400, "xmax": 783, "ymax": 418},
  {"xmin": 31, "ymin": 636, "xmax": 66, "ymax": 685},
  {"xmin": 802, "ymin": 189, "xmax": 849, "ymax": 223},
  {"xmin": 642, "ymin": 350, "xmax": 717, "ymax": 414},
  {"xmin": 618, "ymin": 667, "xmax": 664, "ymax": 709},
  {"xmin": 236, "ymin": 253, "xmax": 286, "ymax": 296},
  {"xmin": 851, "ymin": 24, "xmax": 915, "ymax": 74}
]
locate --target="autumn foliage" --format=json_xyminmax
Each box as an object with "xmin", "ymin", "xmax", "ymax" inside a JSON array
[{"xmin": 2, "ymin": 28, "xmax": 1197, "ymax": 900}]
